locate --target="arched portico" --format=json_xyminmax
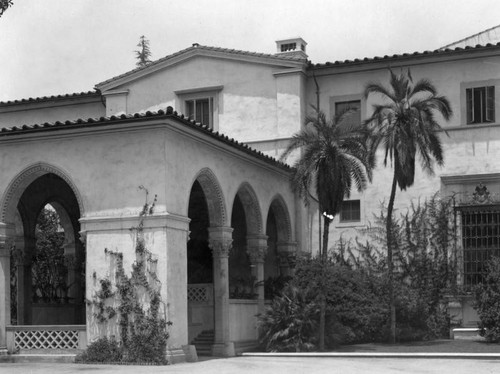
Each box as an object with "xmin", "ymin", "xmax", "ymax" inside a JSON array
[{"xmin": 0, "ymin": 163, "xmax": 85, "ymax": 352}]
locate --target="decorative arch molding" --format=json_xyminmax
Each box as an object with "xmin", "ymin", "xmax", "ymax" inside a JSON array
[
  {"xmin": 234, "ymin": 182, "xmax": 263, "ymax": 236},
  {"xmin": 191, "ymin": 167, "xmax": 227, "ymax": 227},
  {"xmin": 267, "ymin": 194, "xmax": 292, "ymax": 243},
  {"xmin": 1, "ymin": 162, "xmax": 85, "ymax": 224}
]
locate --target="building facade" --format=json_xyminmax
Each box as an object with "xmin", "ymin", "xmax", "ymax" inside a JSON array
[{"xmin": 0, "ymin": 34, "xmax": 499, "ymax": 358}]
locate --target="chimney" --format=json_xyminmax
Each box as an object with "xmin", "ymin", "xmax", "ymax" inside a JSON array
[{"xmin": 275, "ymin": 37, "xmax": 308, "ymax": 60}]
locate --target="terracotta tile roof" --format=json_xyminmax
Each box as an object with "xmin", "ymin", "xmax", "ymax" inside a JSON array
[
  {"xmin": 0, "ymin": 106, "xmax": 290, "ymax": 171},
  {"xmin": 308, "ymin": 42, "xmax": 500, "ymax": 69},
  {"xmin": 0, "ymin": 91, "xmax": 100, "ymax": 106},
  {"xmin": 96, "ymin": 44, "xmax": 305, "ymax": 87}
]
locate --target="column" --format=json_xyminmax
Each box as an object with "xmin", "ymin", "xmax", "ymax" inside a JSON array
[
  {"xmin": 277, "ymin": 241, "xmax": 297, "ymax": 277},
  {"xmin": 0, "ymin": 223, "xmax": 15, "ymax": 354},
  {"xmin": 208, "ymin": 226, "xmax": 234, "ymax": 357},
  {"xmin": 246, "ymin": 235, "xmax": 268, "ymax": 314}
]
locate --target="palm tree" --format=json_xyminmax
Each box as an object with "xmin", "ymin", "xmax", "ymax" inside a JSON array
[
  {"xmin": 281, "ymin": 107, "xmax": 374, "ymax": 350},
  {"xmin": 364, "ymin": 69, "xmax": 452, "ymax": 343}
]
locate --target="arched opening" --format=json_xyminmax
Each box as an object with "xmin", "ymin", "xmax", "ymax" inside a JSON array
[
  {"xmin": 187, "ymin": 180, "xmax": 213, "ymax": 284},
  {"xmin": 229, "ymin": 194, "xmax": 252, "ymax": 298},
  {"xmin": 229, "ymin": 184, "xmax": 263, "ymax": 299},
  {"xmin": 264, "ymin": 196, "xmax": 293, "ymax": 298},
  {"xmin": 9, "ymin": 172, "xmax": 84, "ymax": 325},
  {"xmin": 186, "ymin": 169, "xmax": 226, "ymax": 347}
]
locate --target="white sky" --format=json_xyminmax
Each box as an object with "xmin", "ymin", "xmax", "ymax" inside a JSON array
[{"xmin": 0, "ymin": 0, "xmax": 499, "ymax": 101}]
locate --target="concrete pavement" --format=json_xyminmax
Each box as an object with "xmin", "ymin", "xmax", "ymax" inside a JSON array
[{"xmin": 1, "ymin": 356, "xmax": 500, "ymax": 374}]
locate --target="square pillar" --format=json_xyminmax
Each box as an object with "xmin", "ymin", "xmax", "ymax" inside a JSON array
[
  {"xmin": 208, "ymin": 227, "xmax": 235, "ymax": 357},
  {"xmin": 0, "ymin": 222, "xmax": 15, "ymax": 354}
]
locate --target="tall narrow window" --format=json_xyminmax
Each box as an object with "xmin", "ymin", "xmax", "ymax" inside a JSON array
[{"xmin": 466, "ymin": 86, "xmax": 495, "ymax": 124}]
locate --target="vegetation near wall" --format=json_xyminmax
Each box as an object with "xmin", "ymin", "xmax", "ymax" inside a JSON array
[
  {"xmin": 258, "ymin": 194, "xmax": 458, "ymax": 351},
  {"xmin": 77, "ymin": 191, "xmax": 171, "ymax": 364},
  {"xmin": 474, "ymin": 257, "xmax": 500, "ymax": 342}
]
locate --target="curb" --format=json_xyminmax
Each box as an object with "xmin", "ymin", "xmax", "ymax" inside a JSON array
[{"xmin": 242, "ymin": 352, "xmax": 500, "ymax": 359}]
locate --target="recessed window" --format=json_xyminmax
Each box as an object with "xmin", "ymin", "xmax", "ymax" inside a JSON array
[
  {"xmin": 460, "ymin": 207, "xmax": 500, "ymax": 288},
  {"xmin": 340, "ymin": 200, "xmax": 361, "ymax": 222},
  {"xmin": 466, "ymin": 86, "xmax": 495, "ymax": 124},
  {"xmin": 186, "ymin": 97, "xmax": 213, "ymax": 128},
  {"xmin": 335, "ymin": 100, "xmax": 361, "ymax": 126}
]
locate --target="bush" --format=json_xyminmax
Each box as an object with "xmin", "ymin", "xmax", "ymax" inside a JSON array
[
  {"xmin": 75, "ymin": 337, "xmax": 121, "ymax": 363},
  {"xmin": 257, "ymin": 284, "xmax": 318, "ymax": 352},
  {"xmin": 474, "ymin": 256, "xmax": 500, "ymax": 342},
  {"xmin": 293, "ymin": 255, "xmax": 389, "ymax": 346}
]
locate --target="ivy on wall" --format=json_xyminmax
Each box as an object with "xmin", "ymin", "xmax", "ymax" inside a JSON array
[{"xmin": 81, "ymin": 188, "xmax": 171, "ymax": 364}]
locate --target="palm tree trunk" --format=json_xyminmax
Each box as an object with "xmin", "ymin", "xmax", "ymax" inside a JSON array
[
  {"xmin": 319, "ymin": 215, "xmax": 330, "ymax": 351},
  {"xmin": 387, "ymin": 173, "xmax": 398, "ymax": 344}
]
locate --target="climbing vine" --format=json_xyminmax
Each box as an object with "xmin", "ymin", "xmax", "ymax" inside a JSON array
[{"xmin": 79, "ymin": 188, "xmax": 171, "ymax": 364}]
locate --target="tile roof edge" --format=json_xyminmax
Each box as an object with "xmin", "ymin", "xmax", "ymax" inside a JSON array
[
  {"xmin": 0, "ymin": 91, "xmax": 100, "ymax": 106},
  {"xmin": 0, "ymin": 106, "xmax": 291, "ymax": 171},
  {"xmin": 308, "ymin": 42, "xmax": 500, "ymax": 70}
]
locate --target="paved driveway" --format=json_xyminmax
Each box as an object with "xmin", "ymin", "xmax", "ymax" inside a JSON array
[{"xmin": 1, "ymin": 356, "xmax": 500, "ymax": 374}]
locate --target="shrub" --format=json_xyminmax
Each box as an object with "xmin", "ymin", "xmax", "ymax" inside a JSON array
[
  {"xmin": 474, "ymin": 256, "xmax": 500, "ymax": 342},
  {"xmin": 257, "ymin": 284, "xmax": 318, "ymax": 352},
  {"xmin": 75, "ymin": 337, "xmax": 121, "ymax": 363}
]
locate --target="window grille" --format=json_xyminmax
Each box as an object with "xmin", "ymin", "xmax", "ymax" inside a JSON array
[
  {"xmin": 460, "ymin": 206, "xmax": 500, "ymax": 288},
  {"xmin": 340, "ymin": 200, "xmax": 361, "ymax": 222}
]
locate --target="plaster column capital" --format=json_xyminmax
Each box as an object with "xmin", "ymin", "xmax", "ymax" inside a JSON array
[
  {"xmin": 208, "ymin": 227, "xmax": 233, "ymax": 258},
  {"xmin": 246, "ymin": 234, "xmax": 268, "ymax": 263}
]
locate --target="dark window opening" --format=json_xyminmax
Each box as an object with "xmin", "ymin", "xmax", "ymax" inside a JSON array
[
  {"xmin": 466, "ymin": 86, "xmax": 495, "ymax": 124},
  {"xmin": 340, "ymin": 200, "xmax": 361, "ymax": 222}
]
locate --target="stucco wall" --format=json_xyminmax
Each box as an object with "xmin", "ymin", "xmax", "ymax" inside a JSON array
[
  {"xmin": 106, "ymin": 56, "xmax": 305, "ymax": 146},
  {"xmin": 305, "ymin": 54, "xmax": 500, "ymax": 255}
]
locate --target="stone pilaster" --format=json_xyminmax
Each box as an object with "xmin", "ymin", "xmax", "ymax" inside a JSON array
[
  {"xmin": 208, "ymin": 226, "xmax": 235, "ymax": 357},
  {"xmin": 0, "ymin": 223, "xmax": 15, "ymax": 353},
  {"xmin": 246, "ymin": 234, "xmax": 268, "ymax": 313}
]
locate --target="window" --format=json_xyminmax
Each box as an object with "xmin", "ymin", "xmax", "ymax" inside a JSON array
[
  {"xmin": 460, "ymin": 207, "xmax": 500, "ymax": 288},
  {"xmin": 340, "ymin": 200, "xmax": 361, "ymax": 222},
  {"xmin": 185, "ymin": 97, "xmax": 213, "ymax": 127},
  {"xmin": 280, "ymin": 42, "xmax": 297, "ymax": 52},
  {"xmin": 175, "ymin": 86, "xmax": 222, "ymax": 130},
  {"xmin": 335, "ymin": 100, "xmax": 361, "ymax": 126},
  {"xmin": 466, "ymin": 86, "xmax": 495, "ymax": 124}
]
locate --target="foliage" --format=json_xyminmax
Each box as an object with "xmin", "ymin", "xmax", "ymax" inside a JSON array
[
  {"xmin": 135, "ymin": 35, "xmax": 152, "ymax": 67},
  {"xmin": 280, "ymin": 106, "xmax": 374, "ymax": 350},
  {"xmin": 293, "ymin": 255, "xmax": 389, "ymax": 346},
  {"xmin": 259, "ymin": 196, "xmax": 458, "ymax": 351},
  {"xmin": 357, "ymin": 194, "xmax": 457, "ymax": 341},
  {"xmin": 75, "ymin": 336, "xmax": 121, "ymax": 363},
  {"xmin": 81, "ymin": 189, "xmax": 171, "ymax": 364},
  {"xmin": 263, "ymin": 275, "xmax": 292, "ymax": 299},
  {"xmin": 32, "ymin": 207, "xmax": 68, "ymax": 303},
  {"xmin": 364, "ymin": 68, "xmax": 453, "ymax": 342},
  {"xmin": 0, "ymin": 0, "xmax": 13, "ymax": 18},
  {"xmin": 280, "ymin": 107, "xmax": 374, "ymax": 258},
  {"xmin": 257, "ymin": 283, "xmax": 318, "ymax": 352},
  {"xmin": 473, "ymin": 256, "xmax": 500, "ymax": 342}
]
